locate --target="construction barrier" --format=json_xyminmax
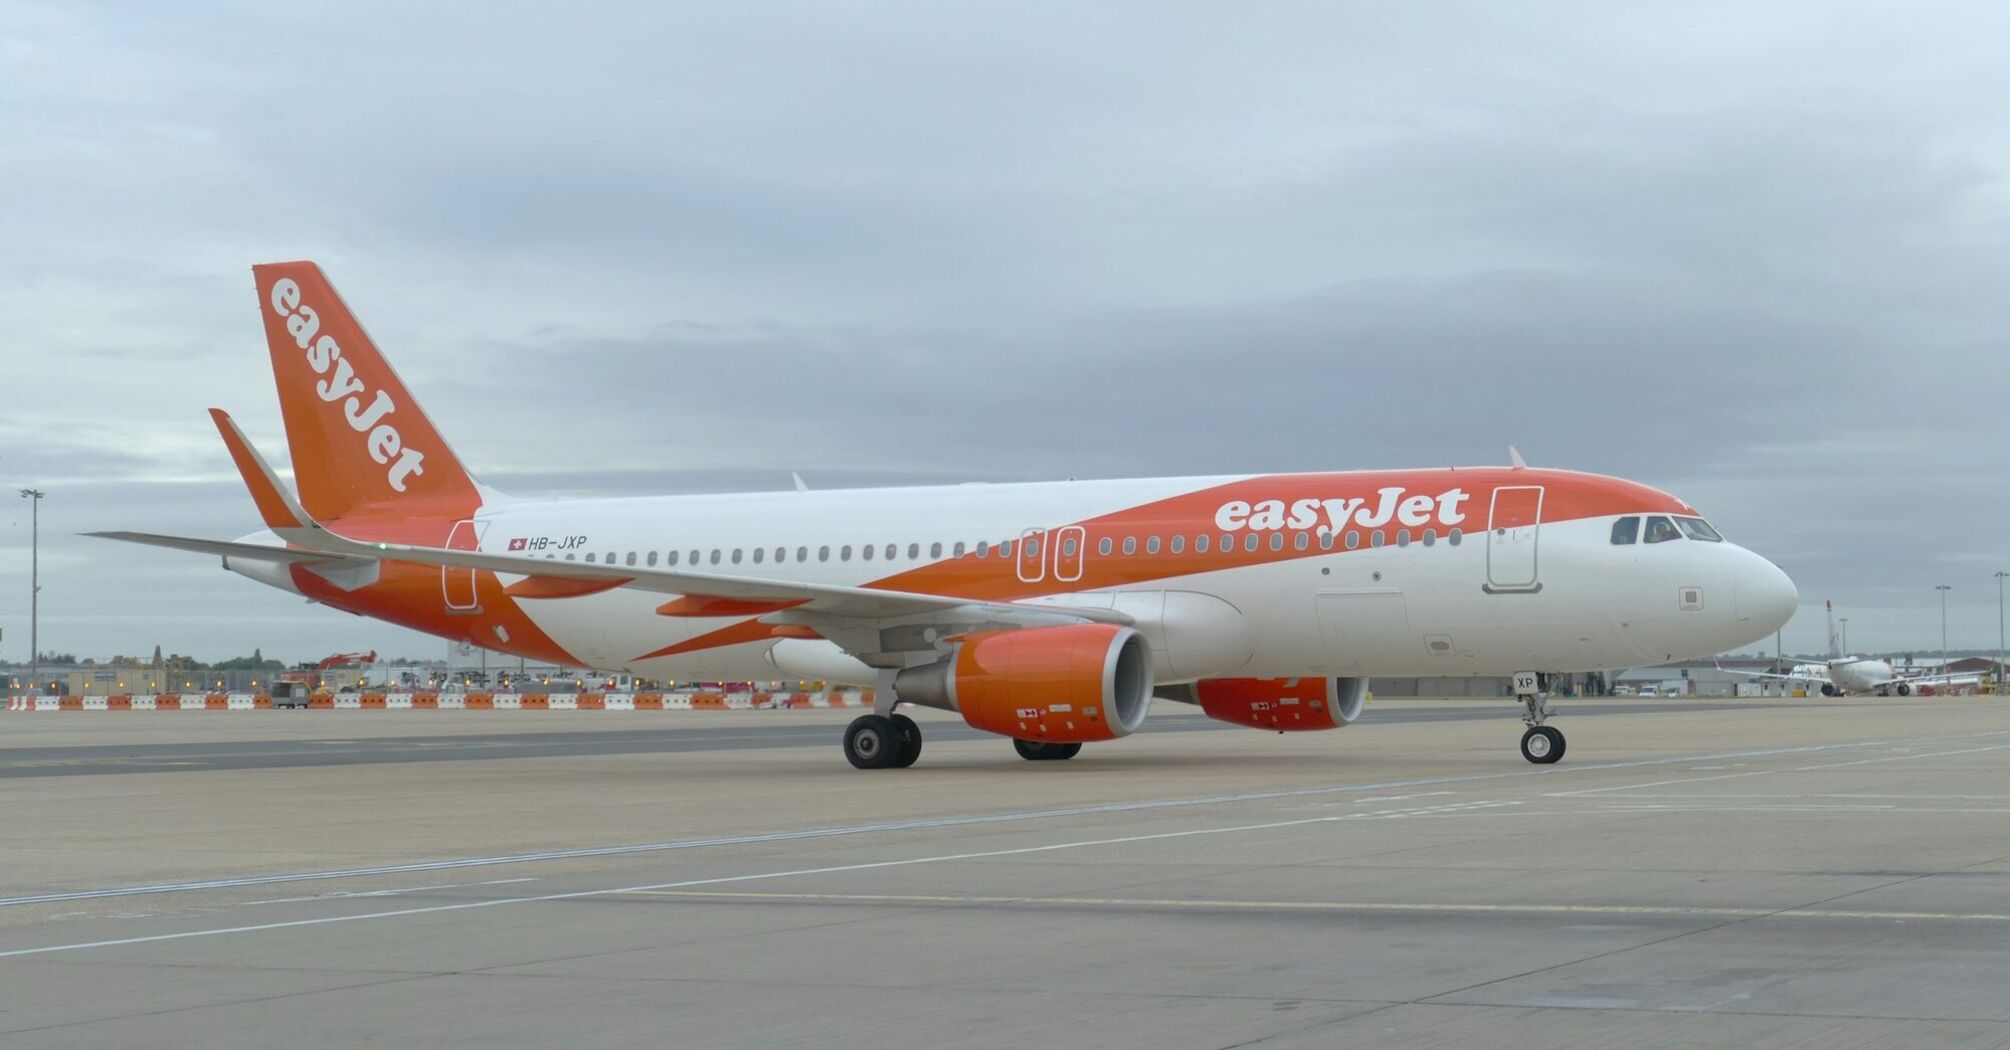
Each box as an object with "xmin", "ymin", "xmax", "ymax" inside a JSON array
[{"xmin": 2, "ymin": 690, "xmax": 878, "ymax": 712}]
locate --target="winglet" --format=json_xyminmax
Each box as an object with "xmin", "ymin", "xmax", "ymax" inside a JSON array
[
  {"xmin": 209, "ymin": 408, "xmax": 313, "ymax": 533},
  {"xmin": 1508, "ymin": 446, "xmax": 1528, "ymax": 469}
]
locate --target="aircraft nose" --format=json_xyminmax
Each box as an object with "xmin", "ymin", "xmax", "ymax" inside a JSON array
[{"xmin": 1735, "ymin": 551, "xmax": 1798, "ymax": 634}]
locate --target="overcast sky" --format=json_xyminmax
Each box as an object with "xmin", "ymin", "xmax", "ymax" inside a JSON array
[{"xmin": 3, "ymin": 1, "xmax": 2008, "ymax": 665}]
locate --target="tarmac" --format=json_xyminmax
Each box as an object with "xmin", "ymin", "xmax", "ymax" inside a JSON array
[{"xmin": 4, "ymin": 695, "xmax": 2010, "ymax": 1048}]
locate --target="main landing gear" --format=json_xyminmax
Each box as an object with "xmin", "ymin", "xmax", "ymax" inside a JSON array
[
  {"xmin": 1517, "ymin": 681, "xmax": 1565, "ymax": 765},
  {"xmin": 844, "ymin": 713, "xmax": 922, "ymax": 770},
  {"xmin": 1014, "ymin": 739, "xmax": 1082, "ymax": 762}
]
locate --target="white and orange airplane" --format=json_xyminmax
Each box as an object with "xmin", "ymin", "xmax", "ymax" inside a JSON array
[
  {"xmin": 1726, "ymin": 601, "xmax": 1979, "ymax": 697},
  {"xmin": 96, "ymin": 262, "xmax": 1799, "ymax": 768}
]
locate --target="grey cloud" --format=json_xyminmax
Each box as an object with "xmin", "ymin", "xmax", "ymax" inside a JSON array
[{"xmin": 4, "ymin": 1, "xmax": 2010, "ymax": 660}]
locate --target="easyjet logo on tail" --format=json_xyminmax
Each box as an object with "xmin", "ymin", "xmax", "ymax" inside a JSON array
[
  {"xmin": 268, "ymin": 278, "xmax": 426, "ymax": 493},
  {"xmin": 1214, "ymin": 487, "xmax": 1471, "ymax": 534}
]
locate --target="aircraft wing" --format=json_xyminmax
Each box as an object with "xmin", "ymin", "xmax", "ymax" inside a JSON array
[
  {"xmin": 88, "ymin": 527, "xmax": 1133, "ymax": 628},
  {"xmin": 90, "ymin": 531, "xmax": 360, "ymax": 566},
  {"xmin": 1714, "ymin": 664, "xmax": 1826, "ymax": 684}
]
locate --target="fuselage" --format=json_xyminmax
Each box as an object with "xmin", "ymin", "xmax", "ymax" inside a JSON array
[{"xmin": 235, "ymin": 466, "xmax": 1799, "ymax": 685}]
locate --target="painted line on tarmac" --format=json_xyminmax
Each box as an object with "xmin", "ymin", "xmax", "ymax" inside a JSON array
[
  {"xmin": 0, "ymin": 806, "xmax": 1604, "ymax": 958},
  {"xmin": 5, "ymin": 727, "xmax": 2007, "ymax": 911},
  {"xmin": 9, "ymin": 784, "xmax": 2007, "ymax": 960},
  {"xmin": 619, "ymin": 890, "xmax": 2010, "ymax": 924}
]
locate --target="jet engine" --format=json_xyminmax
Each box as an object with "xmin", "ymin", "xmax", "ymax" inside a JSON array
[
  {"xmin": 1176, "ymin": 676, "xmax": 1369, "ymax": 731},
  {"xmin": 893, "ymin": 623, "xmax": 1154, "ymax": 743}
]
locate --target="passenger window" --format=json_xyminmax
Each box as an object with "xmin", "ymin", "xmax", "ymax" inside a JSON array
[
  {"xmin": 1123, "ymin": 537, "xmax": 1137, "ymax": 555},
  {"xmin": 1643, "ymin": 516, "xmax": 1682, "ymax": 543},
  {"xmin": 1675, "ymin": 517, "xmax": 1723, "ymax": 542},
  {"xmin": 1146, "ymin": 536, "xmax": 1160, "ymax": 555},
  {"xmin": 1195, "ymin": 534, "xmax": 1210, "ymax": 554},
  {"xmin": 1170, "ymin": 535, "xmax": 1185, "ymax": 554},
  {"xmin": 1610, "ymin": 516, "xmax": 1640, "ymax": 545}
]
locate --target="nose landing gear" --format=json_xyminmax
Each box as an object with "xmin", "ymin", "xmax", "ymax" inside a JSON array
[{"xmin": 1514, "ymin": 671, "xmax": 1565, "ymax": 764}]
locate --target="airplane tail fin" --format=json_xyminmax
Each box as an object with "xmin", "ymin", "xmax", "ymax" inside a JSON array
[
  {"xmin": 250, "ymin": 262, "xmax": 481, "ymax": 523},
  {"xmin": 1826, "ymin": 600, "xmax": 1841, "ymax": 659}
]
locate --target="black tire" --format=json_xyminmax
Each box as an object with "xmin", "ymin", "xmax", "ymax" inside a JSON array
[
  {"xmin": 888, "ymin": 713, "xmax": 922, "ymax": 768},
  {"xmin": 844, "ymin": 715, "xmax": 898, "ymax": 769},
  {"xmin": 1014, "ymin": 739, "xmax": 1083, "ymax": 761},
  {"xmin": 1896, "ymin": 683, "xmax": 1912, "ymax": 697},
  {"xmin": 1520, "ymin": 725, "xmax": 1564, "ymax": 764}
]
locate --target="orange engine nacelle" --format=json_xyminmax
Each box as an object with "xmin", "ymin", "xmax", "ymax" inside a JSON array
[
  {"xmin": 1192, "ymin": 676, "xmax": 1368, "ymax": 732},
  {"xmin": 893, "ymin": 624, "xmax": 1154, "ymax": 743}
]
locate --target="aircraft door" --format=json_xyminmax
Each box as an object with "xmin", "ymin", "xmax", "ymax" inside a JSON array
[
  {"xmin": 1484, "ymin": 486, "xmax": 1543, "ymax": 593},
  {"xmin": 1016, "ymin": 527, "xmax": 1048, "ymax": 584},
  {"xmin": 444, "ymin": 519, "xmax": 485, "ymax": 612},
  {"xmin": 1053, "ymin": 525, "xmax": 1086, "ymax": 582}
]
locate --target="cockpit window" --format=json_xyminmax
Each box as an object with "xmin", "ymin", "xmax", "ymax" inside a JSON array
[
  {"xmin": 1675, "ymin": 516, "xmax": 1723, "ymax": 542},
  {"xmin": 1643, "ymin": 516, "xmax": 1682, "ymax": 543},
  {"xmin": 1610, "ymin": 516, "xmax": 1640, "ymax": 545}
]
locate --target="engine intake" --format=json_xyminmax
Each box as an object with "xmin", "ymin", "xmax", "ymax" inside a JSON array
[
  {"xmin": 893, "ymin": 624, "xmax": 1154, "ymax": 743},
  {"xmin": 1188, "ymin": 676, "xmax": 1368, "ymax": 731}
]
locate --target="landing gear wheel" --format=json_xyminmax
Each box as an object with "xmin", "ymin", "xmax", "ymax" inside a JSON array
[
  {"xmin": 1520, "ymin": 725, "xmax": 1564, "ymax": 764},
  {"xmin": 888, "ymin": 713, "xmax": 922, "ymax": 768},
  {"xmin": 1013, "ymin": 739, "xmax": 1083, "ymax": 761},
  {"xmin": 844, "ymin": 714, "xmax": 898, "ymax": 769},
  {"xmin": 1896, "ymin": 683, "xmax": 1912, "ymax": 697}
]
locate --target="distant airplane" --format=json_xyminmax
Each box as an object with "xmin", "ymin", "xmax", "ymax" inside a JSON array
[
  {"xmin": 93, "ymin": 262, "xmax": 1798, "ymax": 767},
  {"xmin": 1726, "ymin": 601, "xmax": 1980, "ymax": 696}
]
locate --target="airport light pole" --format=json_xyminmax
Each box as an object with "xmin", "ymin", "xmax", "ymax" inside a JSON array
[
  {"xmin": 1995, "ymin": 571, "xmax": 2007, "ymax": 696},
  {"xmin": 19, "ymin": 489, "xmax": 43, "ymax": 698},
  {"xmin": 1936, "ymin": 584, "xmax": 1952, "ymax": 680}
]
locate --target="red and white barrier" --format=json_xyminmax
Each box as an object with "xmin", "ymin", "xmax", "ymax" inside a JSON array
[{"xmin": 2, "ymin": 690, "xmax": 876, "ymax": 712}]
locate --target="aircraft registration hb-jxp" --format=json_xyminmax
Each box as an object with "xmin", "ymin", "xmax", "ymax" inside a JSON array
[{"xmin": 96, "ymin": 262, "xmax": 1800, "ymax": 769}]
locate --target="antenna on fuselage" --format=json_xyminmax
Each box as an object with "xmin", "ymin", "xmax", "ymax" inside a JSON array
[{"xmin": 1508, "ymin": 446, "xmax": 1528, "ymax": 469}]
